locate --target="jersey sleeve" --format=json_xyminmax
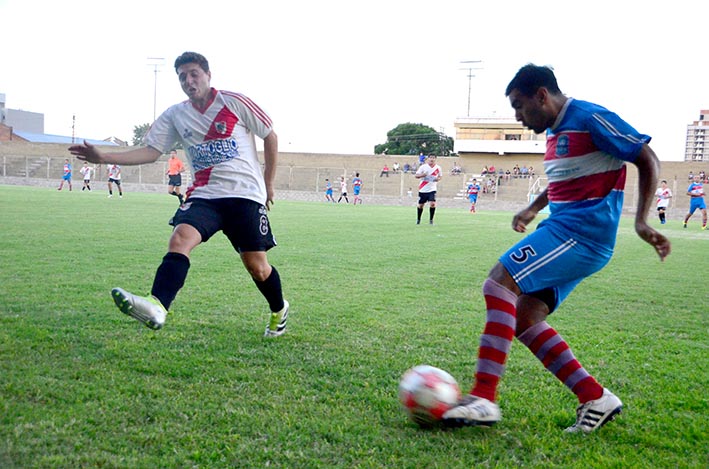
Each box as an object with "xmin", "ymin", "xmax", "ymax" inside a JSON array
[
  {"xmin": 586, "ymin": 107, "xmax": 651, "ymax": 163},
  {"xmin": 144, "ymin": 105, "xmax": 181, "ymax": 153},
  {"xmin": 224, "ymin": 92, "xmax": 273, "ymax": 140}
]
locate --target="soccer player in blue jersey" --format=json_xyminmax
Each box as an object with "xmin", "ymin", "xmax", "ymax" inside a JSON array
[
  {"xmin": 57, "ymin": 158, "xmax": 72, "ymax": 191},
  {"xmin": 444, "ymin": 64, "xmax": 671, "ymax": 433},
  {"xmin": 352, "ymin": 172, "xmax": 363, "ymax": 205},
  {"xmin": 682, "ymin": 175, "xmax": 707, "ymax": 229},
  {"xmin": 467, "ymin": 179, "xmax": 481, "ymax": 213}
]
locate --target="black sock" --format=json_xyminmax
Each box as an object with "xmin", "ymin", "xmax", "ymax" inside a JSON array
[
  {"xmin": 429, "ymin": 207, "xmax": 436, "ymax": 221},
  {"xmin": 417, "ymin": 207, "xmax": 423, "ymax": 221},
  {"xmin": 151, "ymin": 252, "xmax": 190, "ymax": 310},
  {"xmin": 253, "ymin": 266, "xmax": 284, "ymax": 312}
]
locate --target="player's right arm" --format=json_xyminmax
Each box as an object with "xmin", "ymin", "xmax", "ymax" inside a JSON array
[
  {"xmin": 633, "ymin": 144, "xmax": 671, "ymax": 261},
  {"xmin": 69, "ymin": 140, "xmax": 161, "ymax": 165}
]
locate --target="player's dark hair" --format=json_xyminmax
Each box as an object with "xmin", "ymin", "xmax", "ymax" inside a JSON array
[
  {"xmin": 505, "ymin": 64, "xmax": 561, "ymax": 97},
  {"xmin": 174, "ymin": 52, "xmax": 210, "ymax": 74}
]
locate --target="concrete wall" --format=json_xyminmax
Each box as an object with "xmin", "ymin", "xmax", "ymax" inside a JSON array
[{"xmin": 1, "ymin": 142, "xmax": 707, "ymax": 218}]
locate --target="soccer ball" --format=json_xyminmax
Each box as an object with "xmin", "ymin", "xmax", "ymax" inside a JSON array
[{"xmin": 398, "ymin": 365, "xmax": 461, "ymax": 427}]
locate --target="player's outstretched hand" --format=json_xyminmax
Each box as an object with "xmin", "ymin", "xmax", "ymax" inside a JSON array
[
  {"xmin": 68, "ymin": 140, "xmax": 103, "ymax": 164},
  {"xmin": 636, "ymin": 223, "xmax": 671, "ymax": 261}
]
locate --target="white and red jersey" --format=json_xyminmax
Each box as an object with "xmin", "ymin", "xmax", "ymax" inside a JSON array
[
  {"xmin": 416, "ymin": 163, "xmax": 442, "ymax": 193},
  {"xmin": 107, "ymin": 164, "xmax": 121, "ymax": 180},
  {"xmin": 145, "ymin": 88, "xmax": 273, "ymax": 204},
  {"xmin": 655, "ymin": 187, "xmax": 672, "ymax": 208}
]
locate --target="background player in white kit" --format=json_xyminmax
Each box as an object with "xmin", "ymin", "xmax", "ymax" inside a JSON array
[
  {"xmin": 655, "ymin": 180, "xmax": 672, "ymax": 224},
  {"xmin": 106, "ymin": 164, "xmax": 123, "ymax": 198},
  {"xmin": 414, "ymin": 155, "xmax": 442, "ymax": 224},
  {"xmin": 69, "ymin": 51, "xmax": 289, "ymax": 337}
]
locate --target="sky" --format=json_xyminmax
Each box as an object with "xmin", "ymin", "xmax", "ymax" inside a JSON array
[{"xmin": 1, "ymin": 0, "xmax": 707, "ymax": 161}]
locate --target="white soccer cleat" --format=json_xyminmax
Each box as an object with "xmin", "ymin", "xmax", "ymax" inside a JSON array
[
  {"xmin": 264, "ymin": 300, "xmax": 289, "ymax": 338},
  {"xmin": 565, "ymin": 388, "xmax": 622, "ymax": 433},
  {"xmin": 443, "ymin": 395, "xmax": 501, "ymax": 427},
  {"xmin": 111, "ymin": 287, "xmax": 167, "ymax": 330}
]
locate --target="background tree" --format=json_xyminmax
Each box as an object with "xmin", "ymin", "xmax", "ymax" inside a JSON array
[
  {"xmin": 132, "ymin": 123, "xmax": 182, "ymax": 150},
  {"xmin": 374, "ymin": 123, "xmax": 454, "ymax": 156},
  {"xmin": 132, "ymin": 123, "xmax": 150, "ymax": 146}
]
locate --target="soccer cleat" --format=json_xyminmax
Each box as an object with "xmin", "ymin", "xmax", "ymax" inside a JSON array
[
  {"xmin": 111, "ymin": 287, "xmax": 167, "ymax": 330},
  {"xmin": 564, "ymin": 388, "xmax": 622, "ymax": 433},
  {"xmin": 683, "ymin": 222, "xmax": 687, "ymax": 228},
  {"xmin": 416, "ymin": 220, "xmax": 421, "ymax": 225},
  {"xmin": 442, "ymin": 395, "xmax": 501, "ymax": 427},
  {"xmin": 702, "ymin": 225, "xmax": 707, "ymax": 230},
  {"xmin": 264, "ymin": 300, "xmax": 289, "ymax": 338}
]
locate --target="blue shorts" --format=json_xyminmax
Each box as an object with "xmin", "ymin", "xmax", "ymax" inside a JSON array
[
  {"xmin": 354, "ymin": 187, "xmax": 361, "ymax": 195},
  {"xmin": 170, "ymin": 198, "xmax": 276, "ymax": 253},
  {"xmin": 689, "ymin": 197, "xmax": 706, "ymax": 213},
  {"xmin": 326, "ymin": 189, "xmax": 333, "ymax": 196},
  {"xmin": 468, "ymin": 195, "xmax": 478, "ymax": 203},
  {"xmin": 499, "ymin": 222, "xmax": 612, "ymax": 312},
  {"xmin": 62, "ymin": 174, "xmax": 71, "ymax": 181}
]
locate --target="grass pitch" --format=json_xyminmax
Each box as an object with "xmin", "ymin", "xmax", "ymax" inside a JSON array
[{"xmin": 0, "ymin": 185, "xmax": 707, "ymax": 468}]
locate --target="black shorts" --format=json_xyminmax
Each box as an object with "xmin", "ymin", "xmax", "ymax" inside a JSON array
[
  {"xmin": 418, "ymin": 191, "xmax": 436, "ymax": 204},
  {"xmin": 168, "ymin": 174, "xmax": 182, "ymax": 187},
  {"xmin": 108, "ymin": 178, "xmax": 121, "ymax": 186},
  {"xmin": 169, "ymin": 198, "xmax": 276, "ymax": 253}
]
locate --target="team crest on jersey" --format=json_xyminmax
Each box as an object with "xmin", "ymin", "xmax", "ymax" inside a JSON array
[
  {"xmin": 182, "ymin": 129, "xmax": 193, "ymax": 139},
  {"xmin": 556, "ymin": 135, "xmax": 570, "ymax": 157},
  {"xmin": 215, "ymin": 121, "xmax": 228, "ymax": 135}
]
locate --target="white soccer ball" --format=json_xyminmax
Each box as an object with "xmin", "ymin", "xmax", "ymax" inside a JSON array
[{"xmin": 398, "ymin": 365, "xmax": 461, "ymax": 427}]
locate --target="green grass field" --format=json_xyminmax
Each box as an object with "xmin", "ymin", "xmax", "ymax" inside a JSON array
[{"xmin": 0, "ymin": 185, "xmax": 707, "ymax": 468}]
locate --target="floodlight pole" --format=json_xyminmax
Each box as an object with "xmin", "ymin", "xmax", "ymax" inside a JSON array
[
  {"xmin": 147, "ymin": 57, "xmax": 165, "ymax": 121},
  {"xmin": 460, "ymin": 60, "xmax": 483, "ymax": 117}
]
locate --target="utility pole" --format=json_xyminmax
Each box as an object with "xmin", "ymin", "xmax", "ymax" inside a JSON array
[
  {"xmin": 147, "ymin": 57, "xmax": 165, "ymax": 121},
  {"xmin": 459, "ymin": 60, "xmax": 483, "ymax": 117}
]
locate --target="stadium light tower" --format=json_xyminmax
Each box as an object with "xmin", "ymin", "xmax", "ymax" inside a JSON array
[
  {"xmin": 459, "ymin": 60, "xmax": 483, "ymax": 117},
  {"xmin": 147, "ymin": 57, "xmax": 165, "ymax": 121}
]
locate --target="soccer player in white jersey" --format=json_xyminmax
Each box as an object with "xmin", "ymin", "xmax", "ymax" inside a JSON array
[
  {"xmin": 69, "ymin": 51, "xmax": 289, "ymax": 337},
  {"xmin": 414, "ymin": 155, "xmax": 442, "ymax": 224},
  {"xmin": 655, "ymin": 180, "xmax": 672, "ymax": 224}
]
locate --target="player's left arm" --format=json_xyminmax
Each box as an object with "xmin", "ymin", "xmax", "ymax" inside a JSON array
[
  {"xmin": 633, "ymin": 144, "xmax": 671, "ymax": 261},
  {"xmin": 262, "ymin": 131, "xmax": 278, "ymax": 210}
]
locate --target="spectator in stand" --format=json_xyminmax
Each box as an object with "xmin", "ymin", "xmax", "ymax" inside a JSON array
[
  {"xmin": 688, "ymin": 171, "xmax": 694, "ymax": 181},
  {"xmin": 489, "ymin": 165, "xmax": 496, "ymax": 174},
  {"xmin": 481, "ymin": 165, "xmax": 489, "ymax": 175},
  {"xmin": 380, "ymin": 164, "xmax": 389, "ymax": 177},
  {"xmin": 528, "ymin": 166, "xmax": 535, "ymax": 177},
  {"xmin": 513, "ymin": 164, "xmax": 520, "ymax": 177},
  {"xmin": 521, "ymin": 165, "xmax": 529, "ymax": 177},
  {"xmin": 392, "ymin": 162, "xmax": 400, "ymax": 174},
  {"xmin": 419, "ymin": 153, "xmax": 426, "ymax": 165},
  {"xmin": 403, "ymin": 163, "xmax": 411, "ymax": 173}
]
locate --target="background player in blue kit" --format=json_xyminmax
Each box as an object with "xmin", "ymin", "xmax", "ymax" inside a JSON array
[
  {"xmin": 352, "ymin": 172, "xmax": 363, "ymax": 205},
  {"xmin": 467, "ymin": 179, "xmax": 481, "ymax": 213},
  {"xmin": 57, "ymin": 158, "xmax": 72, "ymax": 191},
  {"xmin": 444, "ymin": 64, "xmax": 671, "ymax": 433},
  {"xmin": 682, "ymin": 174, "xmax": 707, "ymax": 229}
]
